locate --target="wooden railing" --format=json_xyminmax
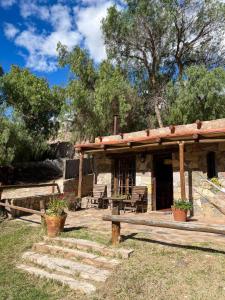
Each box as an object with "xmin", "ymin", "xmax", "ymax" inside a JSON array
[
  {"xmin": 0, "ymin": 182, "xmax": 61, "ymax": 218},
  {"xmin": 103, "ymin": 211, "xmax": 225, "ymax": 245}
]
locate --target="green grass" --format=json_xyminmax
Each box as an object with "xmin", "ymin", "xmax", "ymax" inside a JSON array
[
  {"xmin": 0, "ymin": 221, "xmax": 86, "ymax": 300},
  {"xmin": 1, "ymin": 220, "xmax": 225, "ymax": 300}
]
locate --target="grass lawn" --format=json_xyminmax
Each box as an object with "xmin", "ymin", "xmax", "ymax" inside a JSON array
[{"xmin": 1, "ymin": 220, "xmax": 225, "ymax": 300}]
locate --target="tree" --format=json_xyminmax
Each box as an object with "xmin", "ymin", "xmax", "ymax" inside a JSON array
[
  {"xmin": 0, "ymin": 65, "xmax": 64, "ymax": 164},
  {"xmin": 58, "ymin": 44, "xmax": 145, "ymax": 140},
  {"xmin": 0, "ymin": 65, "xmax": 63, "ymax": 139},
  {"xmin": 102, "ymin": 0, "xmax": 225, "ymax": 127},
  {"xmin": 166, "ymin": 66, "xmax": 225, "ymax": 124}
]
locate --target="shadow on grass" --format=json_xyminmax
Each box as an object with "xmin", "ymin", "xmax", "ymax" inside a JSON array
[
  {"xmin": 122, "ymin": 233, "xmax": 225, "ymax": 255},
  {"xmin": 17, "ymin": 217, "xmax": 41, "ymax": 224},
  {"xmin": 63, "ymin": 226, "xmax": 88, "ymax": 232}
]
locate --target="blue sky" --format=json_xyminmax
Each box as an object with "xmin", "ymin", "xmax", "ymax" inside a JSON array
[{"xmin": 0, "ymin": 0, "xmax": 120, "ymax": 86}]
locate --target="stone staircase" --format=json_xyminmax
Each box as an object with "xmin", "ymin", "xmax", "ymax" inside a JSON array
[{"xmin": 17, "ymin": 237, "xmax": 133, "ymax": 295}]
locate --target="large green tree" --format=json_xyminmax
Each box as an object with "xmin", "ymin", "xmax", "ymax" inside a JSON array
[
  {"xmin": 58, "ymin": 44, "xmax": 145, "ymax": 140},
  {"xmin": 1, "ymin": 66, "xmax": 63, "ymax": 139},
  {"xmin": 0, "ymin": 66, "xmax": 64, "ymax": 164},
  {"xmin": 102, "ymin": 0, "xmax": 225, "ymax": 127},
  {"xmin": 166, "ymin": 66, "xmax": 225, "ymax": 124}
]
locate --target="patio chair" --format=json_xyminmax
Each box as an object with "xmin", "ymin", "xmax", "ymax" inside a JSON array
[
  {"xmin": 87, "ymin": 184, "xmax": 108, "ymax": 209},
  {"xmin": 123, "ymin": 186, "xmax": 148, "ymax": 213}
]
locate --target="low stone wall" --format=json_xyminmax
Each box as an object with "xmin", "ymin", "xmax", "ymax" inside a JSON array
[
  {"xmin": 3, "ymin": 194, "xmax": 53, "ymax": 218},
  {"xmin": 63, "ymin": 174, "xmax": 94, "ymax": 196}
]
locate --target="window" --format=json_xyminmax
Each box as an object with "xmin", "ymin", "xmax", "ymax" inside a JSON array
[
  {"xmin": 207, "ymin": 152, "xmax": 217, "ymax": 179},
  {"xmin": 112, "ymin": 156, "xmax": 136, "ymax": 195}
]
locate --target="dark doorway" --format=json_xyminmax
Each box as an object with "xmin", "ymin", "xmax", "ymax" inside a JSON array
[{"xmin": 153, "ymin": 153, "xmax": 173, "ymax": 210}]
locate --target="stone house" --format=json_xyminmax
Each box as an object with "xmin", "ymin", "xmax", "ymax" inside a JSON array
[{"xmin": 75, "ymin": 118, "xmax": 225, "ymax": 217}]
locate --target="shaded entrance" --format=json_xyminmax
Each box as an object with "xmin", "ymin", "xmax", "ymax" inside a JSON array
[{"xmin": 153, "ymin": 153, "xmax": 173, "ymax": 210}]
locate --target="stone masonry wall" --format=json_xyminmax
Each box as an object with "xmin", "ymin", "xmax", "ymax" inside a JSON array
[
  {"xmin": 95, "ymin": 156, "xmax": 112, "ymax": 197},
  {"xmin": 172, "ymin": 142, "xmax": 225, "ymax": 217},
  {"xmin": 93, "ymin": 142, "xmax": 225, "ymax": 217}
]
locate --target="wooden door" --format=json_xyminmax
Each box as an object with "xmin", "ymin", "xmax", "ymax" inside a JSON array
[{"xmin": 112, "ymin": 157, "xmax": 136, "ymax": 196}]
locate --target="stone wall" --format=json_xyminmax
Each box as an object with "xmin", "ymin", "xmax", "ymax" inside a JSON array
[
  {"xmin": 4, "ymin": 194, "xmax": 53, "ymax": 218},
  {"xmin": 95, "ymin": 156, "xmax": 112, "ymax": 197},
  {"xmin": 92, "ymin": 142, "xmax": 225, "ymax": 217},
  {"xmin": 63, "ymin": 174, "xmax": 94, "ymax": 196},
  {"xmin": 172, "ymin": 142, "xmax": 225, "ymax": 217}
]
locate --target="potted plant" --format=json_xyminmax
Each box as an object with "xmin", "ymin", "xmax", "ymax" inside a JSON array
[
  {"xmin": 172, "ymin": 200, "xmax": 192, "ymax": 222},
  {"xmin": 45, "ymin": 197, "xmax": 68, "ymax": 237}
]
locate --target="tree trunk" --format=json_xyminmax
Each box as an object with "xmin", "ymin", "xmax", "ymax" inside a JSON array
[
  {"xmin": 154, "ymin": 102, "xmax": 164, "ymax": 128},
  {"xmin": 149, "ymin": 75, "xmax": 164, "ymax": 128}
]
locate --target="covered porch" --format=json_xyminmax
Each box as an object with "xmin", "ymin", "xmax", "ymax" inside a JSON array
[{"xmin": 75, "ymin": 119, "xmax": 225, "ymax": 214}]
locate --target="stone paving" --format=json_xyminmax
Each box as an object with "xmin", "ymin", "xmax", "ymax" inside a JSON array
[{"xmin": 17, "ymin": 208, "xmax": 225, "ymax": 247}]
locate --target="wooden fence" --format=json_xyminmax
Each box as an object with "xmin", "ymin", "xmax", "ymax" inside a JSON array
[
  {"xmin": 103, "ymin": 211, "xmax": 225, "ymax": 245},
  {"xmin": 0, "ymin": 182, "xmax": 61, "ymax": 218}
]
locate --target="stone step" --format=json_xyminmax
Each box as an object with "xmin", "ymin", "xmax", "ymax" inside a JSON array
[
  {"xmin": 33, "ymin": 242, "xmax": 120, "ymax": 269},
  {"xmin": 22, "ymin": 251, "xmax": 110, "ymax": 282},
  {"xmin": 17, "ymin": 264, "xmax": 96, "ymax": 294},
  {"xmin": 44, "ymin": 237, "xmax": 133, "ymax": 259}
]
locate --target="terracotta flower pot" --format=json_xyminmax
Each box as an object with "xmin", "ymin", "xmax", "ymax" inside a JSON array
[
  {"xmin": 172, "ymin": 207, "xmax": 187, "ymax": 222},
  {"xmin": 45, "ymin": 213, "xmax": 67, "ymax": 237}
]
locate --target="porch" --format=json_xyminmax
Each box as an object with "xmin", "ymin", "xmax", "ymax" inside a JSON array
[{"xmin": 75, "ymin": 119, "xmax": 225, "ymax": 216}]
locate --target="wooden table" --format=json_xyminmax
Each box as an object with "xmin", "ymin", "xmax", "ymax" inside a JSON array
[{"xmin": 107, "ymin": 197, "xmax": 126, "ymax": 210}]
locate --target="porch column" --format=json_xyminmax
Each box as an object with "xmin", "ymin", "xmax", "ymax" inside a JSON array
[
  {"xmin": 78, "ymin": 151, "xmax": 84, "ymax": 198},
  {"xmin": 179, "ymin": 141, "xmax": 186, "ymax": 199}
]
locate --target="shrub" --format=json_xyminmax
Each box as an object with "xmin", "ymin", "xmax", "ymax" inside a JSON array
[
  {"xmin": 210, "ymin": 177, "xmax": 222, "ymax": 187},
  {"xmin": 45, "ymin": 196, "xmax": 67, "ymax": 216},
  {"xmin": 173, "ymin": 200, "xmax": 193, "ymax": 211}
]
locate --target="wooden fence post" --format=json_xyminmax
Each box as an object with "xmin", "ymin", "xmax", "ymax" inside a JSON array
[
  {"xmin": 0, "ymin": 183, "xmax": 4, "ymax": 218},
  {"xmin": 40, "ymin": 198, "xmax": 46, "ymax": 230},
  {"xmin": 112, "ymin": 206, "xmax": 120, "ymax": 245},
  {"xmin": 52, "ymin": 180, "xmax": 55, "ymax": 195}
]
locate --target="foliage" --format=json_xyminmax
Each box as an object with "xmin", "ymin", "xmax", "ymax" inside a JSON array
[
  {"xmin": 1, "ymin": 65, "xmax": 63, "ymax": 139},
  {"xmin": 210, "ymin": 177, "xmax": 221, "ymax": 187},
  {"xmin": 166, "ymin": 66, "xmax": 225, "ymax": 124},
  {"xmin": 102, "ymin": 0, "xmax": 225, "ymax": 127},
  {"xmin": 173, "ymin": 200, "xmax": 193, "ymax": 211},
  {"xmin": 58, "ymin": 44, "xmax": 145, "ymax": 140},
  {"xmin": 0, "ymin": 65, "xmax": 64, "ymax": 165},
  {"xmin": 45, "ymin": 197, "xmax": 68, "ymax": 216}
]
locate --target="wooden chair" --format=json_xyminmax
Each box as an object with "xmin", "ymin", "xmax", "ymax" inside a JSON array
[
  {"xmin": 87, "ymin": 184, "xmax": 108, "ymax": 208},
  {"xmin": 123, "ymin": 186, "xmax": 147, "ymax": 213}
]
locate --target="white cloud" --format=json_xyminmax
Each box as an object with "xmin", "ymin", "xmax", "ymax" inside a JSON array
[
  {"xmin": 4, "ymin": 3, "xmax": 81, "ymax": 72},
  {"xmin": 4, "ymin": 23, "xmax": 19, "ymax": 39},
  {"xmin": 0, "ymin": 0, "xmax": 16, "ymax": 8},
  {"xmin": 20, "ymin": 0, "xmax": 50, "ymax": 20},
  {"xmin": 76, "ymin": 1, "xmax": 112, "ymax": 63},
  {"xmin": 3, "ymin": 0, "xmax": 115, "ymax": 72},
  {"xmin": 14, "ymin": 24, "xmax": 81, "ymax": 72}
]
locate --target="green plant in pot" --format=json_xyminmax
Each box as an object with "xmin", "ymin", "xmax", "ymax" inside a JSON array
[
  {"xmin": 45, "ymin": 196, "xmax": 68, "ymax": 237},
  {"xmin": 172, "ymin": 200, "xmax": 193, "ymax": 222}
]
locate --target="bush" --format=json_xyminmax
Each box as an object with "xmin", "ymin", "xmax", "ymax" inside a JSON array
[
  {"xmin": 45, "ymin": 196, "xmax": 67, "ymax": 216},
  {"xmin": 173, "ymin": 200, "xmax": 193, "ymax": 211}
]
